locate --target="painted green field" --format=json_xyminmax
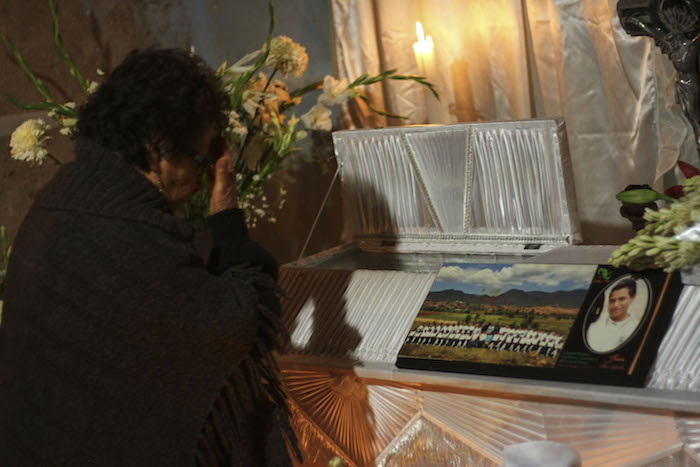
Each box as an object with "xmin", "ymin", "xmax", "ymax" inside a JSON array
[
  {"xmin": 401, "ymin": 304, "xmax": 574, "ymax": 368},
  {"xmin": 414, "ymin": 308, "xmax": 575, "ymax": 335},
  {"xmin": 400, "ymin": 344, "xmax": 556, "ymax": 368}
]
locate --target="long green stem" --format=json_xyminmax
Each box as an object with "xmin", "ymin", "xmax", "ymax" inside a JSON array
[
  {"xmin": 0, "ymin": 32, "xmax": 53, "ymax": 100},
  {"xmin": 658, "ymin": 194, "xmax": 679, "ymax": 203},
  {"xmin": 238, "ymin": 170, "xmax": 255, "ymax": 200},
  {"xmin": 256, "ymin": 146, "xmax": 275, "ymax": 172},
  {"xmin": 46, "ymin": 153, "xmax": 62, "ymax": 165},
  {"xmin": 48, "ymin": 0, "xmax": 88, "ymax": 91},
  {"xmin": 227, "ymin": 1, "xmax": 275, "ymax": 111}
]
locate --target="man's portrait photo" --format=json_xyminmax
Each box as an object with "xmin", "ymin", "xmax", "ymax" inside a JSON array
[{"xmin": 585, "ymin": 276, "xmax": 650, "ymax": 354}]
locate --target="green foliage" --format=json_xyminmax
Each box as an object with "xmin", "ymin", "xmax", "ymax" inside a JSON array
[
  {"xmin": 48, "ymin": 0, "xmax": 88, "ymax": 91},
  {"xmin": 225, "ymin": 2, "xmax": 275, "ymax": 112},
  {"xmin": 1, "ymin": 0, "xmax": 84, "ymax": 149},
  {"xmin": 610, "ymin": 175, "xmax": 700, "ymax": 271},
  {"xmin": 0, "ymin": 30, "xmax": 53, "ymax": 100},
  {"xmin": 616, "ymin": 188, "xmax": 676, "ymax": 204},
  {"xmin": 350, "ymin": 69, "xmax": 439, "ymax": 119}
]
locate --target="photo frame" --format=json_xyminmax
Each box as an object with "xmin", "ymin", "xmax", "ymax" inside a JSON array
[{"xmin": 396, "ymin": 263, "xmax": 684, "ymax": 387}]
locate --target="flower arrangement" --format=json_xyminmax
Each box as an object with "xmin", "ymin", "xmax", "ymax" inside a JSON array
[
  {"xmin": 610, "ymin": 162, "xmax": 700, "ymax": 271},
  {"xmin": 3, "ymin": 0, "xmax": 438, "ymax": 230}
]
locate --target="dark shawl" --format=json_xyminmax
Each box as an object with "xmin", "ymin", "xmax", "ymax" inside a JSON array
[{"xmin": 0, "ymin": 139, "xmax": 297, "ymax": 466}]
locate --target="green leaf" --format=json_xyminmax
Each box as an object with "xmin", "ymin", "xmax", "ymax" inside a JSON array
[
  {"xmin": 289, "ymin": 80, "xmax": 323, "ymax": 99},
  {"xmin": 277, "ymin": 101, "xmax": 295, "ymax": 114},
  {"xmin": 390, "ymin": 74, "xmax": 440, "ymax": 100},
  {"xmin": 360, "ymin": 68, "xmax": 397, "ymax": 85},
  {"xmin": 658, "ymin": 194, "xmax": 679, "ymax": 203},
  {"xmin": 0, "ymin": 31, "xmax": 53, "ymax": 100},
  {"xmin": 616, "ymin": 189, "xmax": 676, "ymax": 204},
  {"xmin": 6, "ymin": 95, "xmax": 56, "ymax": 111},
  {"xmin": 357, "ymin": 94, "xmax": 408, "ymax": 120},
  {"xmin": 228, "ymin": 1, "xmax": 275, "ymax": 110},
  {"xmin": 348, "ymin": 69, "xmax": 440, "ymax": 101},
  {"xmin": 389, "ymin": 74, "xmax": 427, "ymax": 80},
  {"xmin": 216, "ymin": 60, "xmax": 228, "ymax": 76},
  {"xmin": 278, "ymin": 80, "xmax": 323, "ymax": 114},
  {"xmin": 348, "ymin": 72, "xmax": 369, "ymax": 88},
  {"xmin": 48, "ymin": 0, "xmax": 88, "ymax": 91}
]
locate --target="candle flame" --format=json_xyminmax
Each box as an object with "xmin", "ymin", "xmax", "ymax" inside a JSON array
[
  {"xmin": 413, "ymin": 21, "xmax": 433, "ymax": 57},
  {"xmin": 416, "ymin": 22, "xmax": 425, "ymax": 43}
]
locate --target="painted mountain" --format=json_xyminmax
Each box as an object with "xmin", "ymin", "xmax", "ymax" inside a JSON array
[{"xmin": 426, "ymin": 288, "xmax": 588, "ymax": 310}]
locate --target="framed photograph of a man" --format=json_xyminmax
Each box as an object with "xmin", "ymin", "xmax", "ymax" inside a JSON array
[
  {"xmin": 396, "ymin": 263, "xmax": 684, "ymax": 387},
  {"xmin": 584, "ymin": 276, "xmax": 650, "ymax": 354}
]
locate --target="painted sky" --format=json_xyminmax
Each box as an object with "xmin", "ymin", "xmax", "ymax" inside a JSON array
[{"xmin": 432, "ymin": 263, "xmax": 597, "ymax": 295}]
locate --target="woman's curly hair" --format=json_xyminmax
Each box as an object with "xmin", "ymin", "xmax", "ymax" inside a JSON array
[{"xmin": 77, "ymin": 48, "xmax": 229, "ymax": 170}]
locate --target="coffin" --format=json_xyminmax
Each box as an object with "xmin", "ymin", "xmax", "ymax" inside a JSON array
[{"xmin": 279, "ymin": 120, "xmax": 700, "ymax": 466}]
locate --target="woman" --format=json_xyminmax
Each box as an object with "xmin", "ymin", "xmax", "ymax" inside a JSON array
[{"xmin": 0, "ymin": 48, "xmax": 298, "ymax": 466}]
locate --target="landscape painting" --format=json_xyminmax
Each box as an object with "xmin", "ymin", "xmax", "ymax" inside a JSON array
[{"xmin": 399, "ymin": 263, "xmax": 598, "ymax": 368}]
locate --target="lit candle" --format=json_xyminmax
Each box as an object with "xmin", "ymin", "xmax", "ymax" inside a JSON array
[
  {"xmin": 412, "ymin": 21, "xmax": 439, "ymax": 122},
  {"xmin": 412, "ymin": 22, "xmax": 434, "ymax": 76}
]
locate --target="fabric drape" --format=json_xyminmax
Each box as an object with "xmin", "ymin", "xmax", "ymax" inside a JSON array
[{"xmin": 330, "ymin": 0, "xmax": 696, "ymax": 243}]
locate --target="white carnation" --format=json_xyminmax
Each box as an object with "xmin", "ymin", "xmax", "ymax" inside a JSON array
[
  {"xmin": 301, "ymin": 104, "xmax": 332, "ymax": 131},
  {"xmin": 265, "ymin": 36, "xmax": 308, "ymax": 78},
  {"xmin": 10, "ymin": 119, "xmax": 51, "ymax": 166},
  {"xmin": 318, "ymin": 75, "xmax": 354, "ymax": 106},
  {"xmin": 228, "ymin": 111, "xmax": 248, "ymax": 137}
]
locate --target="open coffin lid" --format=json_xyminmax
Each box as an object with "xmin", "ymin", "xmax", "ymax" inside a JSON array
[{"xmin": 331, "ymin": 118, "xmax": 582, "ymax": 254}]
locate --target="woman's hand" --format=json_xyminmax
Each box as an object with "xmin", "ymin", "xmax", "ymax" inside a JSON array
[{"xmin": 209, "ymin": 141, "xmax": 239, "ymax": 214}]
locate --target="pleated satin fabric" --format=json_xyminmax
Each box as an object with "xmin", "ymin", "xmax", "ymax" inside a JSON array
[{"xmin": 330, "ymin": 0, "xmax": 696, "ymax": 244}]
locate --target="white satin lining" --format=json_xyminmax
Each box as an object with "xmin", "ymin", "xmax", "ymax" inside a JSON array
[
  {"xmin": 330, "ymin": 0, "xmax": 695, "ymax": 244},
  {"xmin": 332, "ymin": 120, "xmax": 580, "ymax": 246}
]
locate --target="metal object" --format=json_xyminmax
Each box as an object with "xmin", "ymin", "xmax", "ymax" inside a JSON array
[{"xmin": 618, "ymin": 0, "xmax": 700, "ymax": 161}]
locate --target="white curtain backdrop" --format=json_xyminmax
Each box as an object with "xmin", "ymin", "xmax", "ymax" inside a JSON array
[{"xmin": 330, "ymin": 0, "xmax": 696, "ymax": 244}]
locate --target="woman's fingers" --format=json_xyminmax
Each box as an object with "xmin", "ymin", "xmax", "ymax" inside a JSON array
[{"xmin": 209, "ymin": 152, "xmax": 238, "ymax": 214}]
